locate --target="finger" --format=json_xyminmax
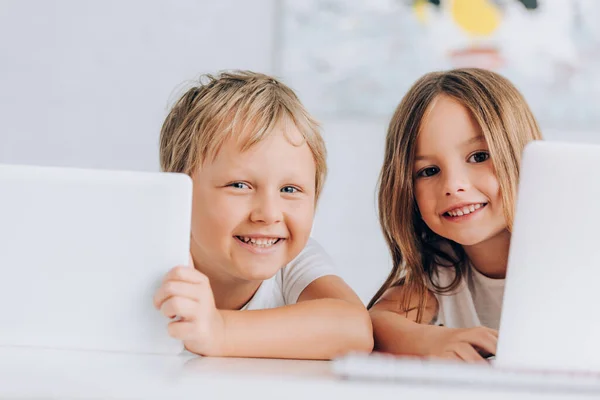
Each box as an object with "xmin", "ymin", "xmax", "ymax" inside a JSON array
[
  {"xmin": 160, "ymin": 297, "xmax": 199, "ymax": 320},
  {"xmin": 480, "ymin": 327, "xmax": 499, "ymax": 338},
  {"xmin": 153, "ymin": 281, "xmax": 202, "ymax": 309},
  {"xmin": 167, "ymin": 320, "xmax": 195, "ymax": 341},
  {"xmin": 436, "ymin": 351, "xmax": 461, "ymax": 361},
  {"xmin": 461, "ymin": 330, "xmax": 498, "ymax": 356},
  {"xmin": 454, "ymin": 343, "xmax": 486, "ymax": 363},
  {"xmin": 163, "ymin": 265, "xmax": 209, "ymax": 284}
]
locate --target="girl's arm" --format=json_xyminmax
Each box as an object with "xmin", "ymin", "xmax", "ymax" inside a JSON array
[
  {"xmin": 370, "ymin": 285, "xmax": 439, "ymax": 356},
  {"xmin": 369, "ymin": 286, "xmax": 497, "ymax": 361}
]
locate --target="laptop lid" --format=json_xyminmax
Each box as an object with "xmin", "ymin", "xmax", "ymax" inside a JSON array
[
  {"xmin": 496, "ymin": 141, "xmax": 600, "ymax": 372},
  {"xmin": 0, "ymin": 164, "xmax": 192, "ymax": 354}
]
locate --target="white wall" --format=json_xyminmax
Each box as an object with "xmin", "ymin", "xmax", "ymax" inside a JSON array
[
  {"xmin": 0, "ymin": 0, "xmax": 275, "ymax": 171},
  {"xmin": 1, "ymin": 1, "xmax": 599, "ymax": 304},
  {"xmin": 311, "ymin": 119, "xmax": 393, "ymax": 302}
]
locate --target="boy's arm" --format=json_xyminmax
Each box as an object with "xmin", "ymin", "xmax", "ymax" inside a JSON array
[
  {"xmin": 218, "ymin": 275, "xmax": 372, "ymax": 359},
  {"xmin": 154, "ymin": 267, "xmax": 373, "ymax": 359}
]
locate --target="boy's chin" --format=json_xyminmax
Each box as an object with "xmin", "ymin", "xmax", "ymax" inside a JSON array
[
  {"xmin": 234, "ymin": 262, "xmax": 285, "ymax": 282},
  {"xmin": 240, "ymin": 265, "xmax": 283, "ymax": 281}
]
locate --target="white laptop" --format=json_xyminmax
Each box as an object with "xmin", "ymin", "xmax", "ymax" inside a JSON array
[
  {"xmin": 0, "ymin": 164, "xmax": 192, "ymax": 355},
  {"xmin": 334, "ymin": 141, "xmax": 600, "ymax": 391}
]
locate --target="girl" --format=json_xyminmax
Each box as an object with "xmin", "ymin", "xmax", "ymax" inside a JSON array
[{"xmin": 368, "ymin": 68, "xmax": 542, "ymax": 362}]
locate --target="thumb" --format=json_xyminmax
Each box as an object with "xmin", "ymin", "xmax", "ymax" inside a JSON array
[{"xmin": 188, "ymin": 252, "xmax": 195, "ymax": 269}]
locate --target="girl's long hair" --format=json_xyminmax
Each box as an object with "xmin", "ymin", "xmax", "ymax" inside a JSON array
[{"xmin": 367, "ymin": 68, "xmax": 543, "ymax": 322}]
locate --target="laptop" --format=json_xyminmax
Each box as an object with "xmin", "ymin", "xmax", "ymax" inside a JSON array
[
  {"xmin": 0, "ymin": 164, "xmax": 192, "ymax": 355},
  {"xmin": 333, "ymin": 141, "xmax": 600, "ymax": 390}
]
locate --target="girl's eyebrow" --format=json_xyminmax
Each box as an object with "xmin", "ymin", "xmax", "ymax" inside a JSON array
[
  {"xmin": 462, "ymin": 134, "xmax": 485, "ymax": 146},
  {"xmin": 415, "ymin": 135, "xmax": 485, "ymax": 161}
]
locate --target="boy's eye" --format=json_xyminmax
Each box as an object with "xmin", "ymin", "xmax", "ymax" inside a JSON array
[
  {"xmin": 229, "ymin": 182, "xmax": 250, "ymax": 190},
  {"xmin": 417, "ymin": 167, "xmax": 440, "ymax": 178},
  {"xmin": 468, "ymin": 151, "xmax": 490, "ymax": 163},
  {"xmin": 281, "ymin": 186, "xmax": 298, "ymax": 194}
]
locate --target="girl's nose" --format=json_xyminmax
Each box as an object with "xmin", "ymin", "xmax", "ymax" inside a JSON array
[{"xmin": 443, "ymin": 170, "xmax": 470, "ymax": 196}]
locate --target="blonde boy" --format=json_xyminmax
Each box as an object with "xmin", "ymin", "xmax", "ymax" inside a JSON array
[{"xmin": 153, "ymin": 71, "xmax": 373, "ymax": 359}]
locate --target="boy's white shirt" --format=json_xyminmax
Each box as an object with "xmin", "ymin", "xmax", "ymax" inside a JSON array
[
  {"xmin": 241, "ymin": 237, "xmax": 336, "ymax": 310},
  {"xmin": 180, "ymin": 238, "xmax": 336, "ymax": 356}
]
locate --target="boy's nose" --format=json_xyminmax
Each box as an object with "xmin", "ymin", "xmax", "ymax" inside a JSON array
[{"xmin": 250, "ymin": 194, "xmax": 282, "ymax": 224}]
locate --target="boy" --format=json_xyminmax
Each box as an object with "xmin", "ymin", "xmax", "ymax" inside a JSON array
[{"xmin": 153, "ymin": 71, "xmax": 373, "ymax": 359}]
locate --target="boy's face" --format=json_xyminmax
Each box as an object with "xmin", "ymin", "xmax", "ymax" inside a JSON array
[{"xmin": 190, "ymin": 120, "xmax": 316, "ymax": 282}]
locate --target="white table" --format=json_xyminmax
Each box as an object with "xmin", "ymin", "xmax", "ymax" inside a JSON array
[{"xmin": 0, "ymin": 347, "xmax": 596, "ymax": 399}]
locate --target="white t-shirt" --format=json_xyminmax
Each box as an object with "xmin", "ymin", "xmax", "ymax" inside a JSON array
[
  {"xmin": 241, "ymin": 238, "xmax": 337, "ymax": 310},
  {"xmin": 180, "ymin": 238, "xmax": 336, "ymax": 356},
  {"xmin": 431, "ymin": 264, "xmax": 505, "ymax": 330}
]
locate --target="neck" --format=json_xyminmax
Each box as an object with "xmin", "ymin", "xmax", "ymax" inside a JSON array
[
  {"xmin": 190, "ymin": 241, "xmax": 262, "ymax": 310},
  {"xmin": 462, "ymin": 229, "xmax": 511, "ymax": 279}
]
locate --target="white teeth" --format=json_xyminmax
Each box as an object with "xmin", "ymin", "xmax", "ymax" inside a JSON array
[
  {"xmin": 446, "ymin": 203, "xmax": 485, "ymax": 217},
  {"xmin": 238, "ymin": 236, "xmax": 280, "ymax": 248}
]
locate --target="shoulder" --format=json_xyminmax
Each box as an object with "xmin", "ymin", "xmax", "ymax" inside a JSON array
[
  {"xmin": 280, "ymin": 237, "xmax": 337, "ymax": 304},
  {"xmin": 297, "ymin": 237, "xmax": 331, "ymax": 257},
  {"xmin": 284, "ymin": 237, "xmax": 335, "ymax": 272}
]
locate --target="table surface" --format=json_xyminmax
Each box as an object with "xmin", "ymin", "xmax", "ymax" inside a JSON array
[{"xmin": 0, "ymin": 347, "xmax": 597, "ymax": 399}]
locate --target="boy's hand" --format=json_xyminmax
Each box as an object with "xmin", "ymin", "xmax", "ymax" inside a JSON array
[
  {"xmin": 153, "ymin": 258, "xmax": 227, "ymax": 356},
  {"xmin": 422, "ymin": 325, "xmax": 498, "ymax": 362}
]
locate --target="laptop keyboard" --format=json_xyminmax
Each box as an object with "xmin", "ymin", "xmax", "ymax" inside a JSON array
[{"xmin": 332, "ymin": 352, "xmax": 600, "ymax": 392}]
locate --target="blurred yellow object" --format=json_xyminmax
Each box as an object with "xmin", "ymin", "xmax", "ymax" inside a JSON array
[
  {"xmin": 451, "ymin": 0, "xmax": 501, "ymax": 36},
  {"xmin": 413, "ymin": 0, "xmax": 430, "ymax": 24}
]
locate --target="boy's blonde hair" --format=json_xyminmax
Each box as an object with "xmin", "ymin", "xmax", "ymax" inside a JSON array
[
  {"xmin": 368, "ymin": 68, "xmax": 543, "ymax": 321},
  {"xmin": 160, "ymin": 70, "xmax": 327, "ymax": 201}
]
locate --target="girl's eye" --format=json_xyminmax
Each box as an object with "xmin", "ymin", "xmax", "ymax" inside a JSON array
[
  {"xmin": 229, "ymin": 182, "xmax": 250, "ymax": 189},
  {"xmin": 468, "ymin": 151, "xmax": 490, "ymax": 163},
  {"xmin": 281, "ymin": 186, "xmax": 298, "ymax": 194},
  {"xmin": 417, "ymin": 167, "xmax": 440, "ymax": 178}
]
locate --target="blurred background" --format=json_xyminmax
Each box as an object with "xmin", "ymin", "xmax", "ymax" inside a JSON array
[{"xmin": 1, "ymin": 0, "xmax": 599, "ymax": 303}]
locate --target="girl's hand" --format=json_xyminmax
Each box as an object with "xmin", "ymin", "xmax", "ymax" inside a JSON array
[
  {"xmin": 153, "ymin": 260, "xmax": 227, "ymax": 356},
  {"xmin": 422, "ymin": 325, "xmax": 498, "ymax": 362}
]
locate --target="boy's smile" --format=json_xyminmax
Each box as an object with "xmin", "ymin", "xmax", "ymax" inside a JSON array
[
  {"xmin": 234, "ymin": 235, "xmax": 286, "ymax": 254},
  {"xmin": 188, "ymin": 117, "xmax": 317, "ymax": 283}
]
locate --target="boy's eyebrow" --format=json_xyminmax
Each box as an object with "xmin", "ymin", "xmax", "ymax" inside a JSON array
[{"xmin": 415, "ymin": 135, "xmax": 485, "ymax": 161}]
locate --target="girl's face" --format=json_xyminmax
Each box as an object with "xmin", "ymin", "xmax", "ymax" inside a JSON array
[{"xmin": 413, "ymin": 94, "xmax": 507, "ymax": 246}]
